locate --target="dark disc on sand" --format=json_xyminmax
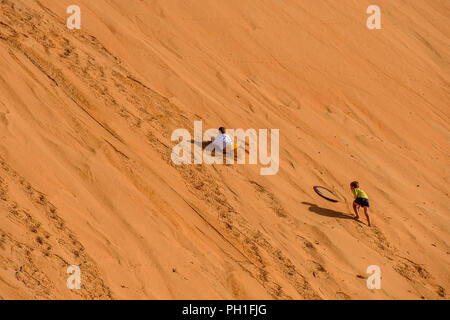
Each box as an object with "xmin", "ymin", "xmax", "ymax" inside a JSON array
[{"xmin": 313, "ymin": 186, "xmax": 339, "ymax": 202}]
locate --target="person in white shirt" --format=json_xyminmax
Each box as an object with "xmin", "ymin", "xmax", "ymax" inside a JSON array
[{"xmin": 211, "ymin": 127, "xmax": 232, "ymax": 151}]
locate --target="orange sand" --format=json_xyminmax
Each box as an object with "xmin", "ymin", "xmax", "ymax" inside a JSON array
[{"xmin": 0, "ymin": 0, "xmax": 448, "ymax": 299}]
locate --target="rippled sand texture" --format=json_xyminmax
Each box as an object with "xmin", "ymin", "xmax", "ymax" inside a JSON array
[{"xmin": 0, "ymin": 0, "xmax": 448, "ymax": 299}]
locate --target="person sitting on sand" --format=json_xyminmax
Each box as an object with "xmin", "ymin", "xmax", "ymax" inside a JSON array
[
  {"xmin": 211, "ymin": 127, "xmax": 232, "ymax": 151},
  {"xmin": 350, "ymin": 181, "xmax": 371, "ymax": 226}
]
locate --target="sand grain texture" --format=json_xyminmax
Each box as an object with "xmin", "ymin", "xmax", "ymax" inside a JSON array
[{"xmin": 0, "ymin": 0, "xmax": 448, "ymax": 299}]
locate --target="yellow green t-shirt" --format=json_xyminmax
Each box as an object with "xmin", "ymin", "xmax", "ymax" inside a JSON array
[{"xmin": 352, "ymin": 188, "xmax": 368, "ymax": 199}]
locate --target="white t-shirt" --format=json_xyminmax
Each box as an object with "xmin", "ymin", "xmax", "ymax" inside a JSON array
[{"xmin": 211, "ymin": 133, "xmax": 232, "ymax": 151}]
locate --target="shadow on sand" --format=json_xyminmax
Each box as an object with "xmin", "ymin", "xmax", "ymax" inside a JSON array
[
  {"xmin": 301, "ymin": 201, "xmax": 355, "ymax": 220},
  {"xmin": 189, "ymin": 140, "xmax": 211, "ymax": 149},
  {"xmin": 188, "ymin": 140, "xmax": 240, "ymax": 159}
]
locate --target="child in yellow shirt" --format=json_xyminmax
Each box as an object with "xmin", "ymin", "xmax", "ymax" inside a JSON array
[{"xmin": 350, "ymin": 181, "xmax": 371, "ymax": 226}]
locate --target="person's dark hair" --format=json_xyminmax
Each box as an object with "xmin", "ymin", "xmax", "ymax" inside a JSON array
[
  {"xmin": 219, "ymin": 127, "xmax": 225, "ymax": 134},
  {"xmin": 350, "ymin": 181, "xmax": 359, "ymax": 188}
]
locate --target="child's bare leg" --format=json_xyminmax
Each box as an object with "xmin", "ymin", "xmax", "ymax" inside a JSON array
[
  {"xmin": 363, "ymin": 207, "xmax": 371, "ymax": 226},
  {"xmin": 353, "ymin": 202, "xmax": 360, "ymax": 219}
]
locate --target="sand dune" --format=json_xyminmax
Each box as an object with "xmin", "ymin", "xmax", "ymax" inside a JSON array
[{"xmin": 0, "ymin": 0, "xmax": 448, "ymax": 299}]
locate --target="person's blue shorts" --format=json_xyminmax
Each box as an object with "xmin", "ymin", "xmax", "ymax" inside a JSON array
[{"xmin": 355, "ymin": 197, "xmax": 370, "ymax": 207}]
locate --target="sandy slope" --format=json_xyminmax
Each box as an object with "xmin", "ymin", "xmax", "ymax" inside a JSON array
[{"xmin": 0, "ymin": 0, "xmax": 448, "ymax": 299}]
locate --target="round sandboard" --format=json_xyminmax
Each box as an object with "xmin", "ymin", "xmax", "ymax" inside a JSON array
[{"xmin": 313, "ymin": 186, "xmax": 339, "ymax": 202}]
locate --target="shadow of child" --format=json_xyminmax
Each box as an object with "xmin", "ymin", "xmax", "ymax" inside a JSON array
[{"xmin": 301, "ymin": 201, "xmax": 356, "ymax": 221}]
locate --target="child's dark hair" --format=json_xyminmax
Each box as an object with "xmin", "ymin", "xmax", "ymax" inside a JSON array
[
  {"xmin": 219, "ymin": 127, "xmax": 225, "ymax": 134},
  {"xmin": 350, "ymin": 181, "xmax": 359, "ymax": 188}
]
